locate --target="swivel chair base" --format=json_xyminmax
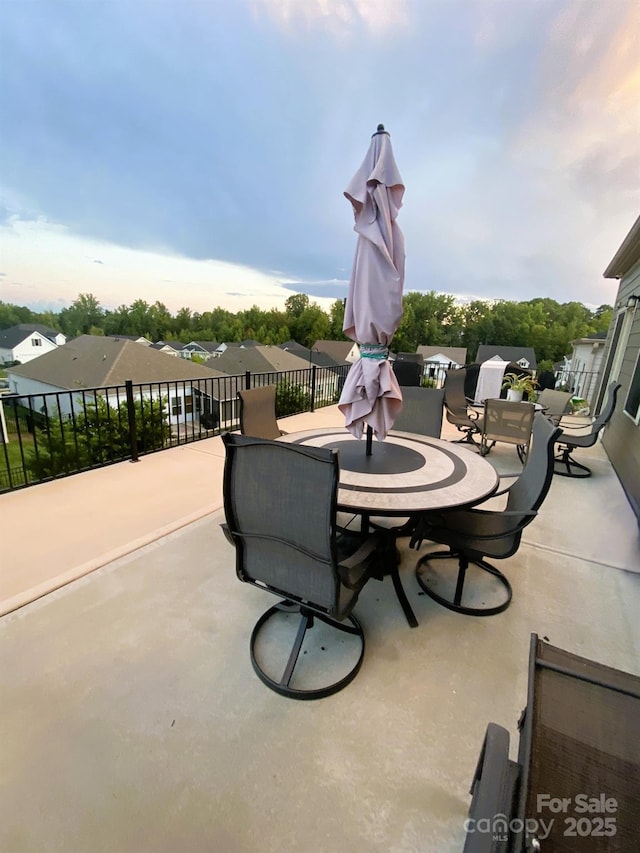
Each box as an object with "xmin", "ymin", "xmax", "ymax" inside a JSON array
[
  {"xmin": 451, "ymin": 428, "xmax": 481, "ymax": 448},
  {"xmin": 250, "ymin": 602, "xmax": 365, "ymax": 700},
  {"xmin": 554, "ymin": 448, "xmax": 592, "ymax": 478},
  {"xmin": 415, "ymin": 549, "xmax": 512, "ymax": 616}
]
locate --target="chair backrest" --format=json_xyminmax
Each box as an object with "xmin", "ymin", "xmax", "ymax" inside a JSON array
[
  {"xmin": 392, "ymin": 359, "xmax": 423, "ymax": 387},
  {"xmin": 391, "ymin": 387, "xmax": 444, "ymax": 437},
  {"xmin": 222, "ymin": 433, "xmax": 342, "ymax": 612},
  {"xmin": 483, "ymin": 399, "xmax": 535, "ymax": 447},
  {"xmin": 536, "ymin": 389, "xmax": 573, "ymax": 426},
  {"xmin": 238, "ymin": 385, "xmax": 281, "ymax": 439},
  {"xmin": 592, "ymin": 381, "xmax": 620, "ymax": 432},
  {"xmin": 443, "ymin": 368, "xmax": 471, "ymax": 417},
  {"xmin": 506, "ymin": 413, "xmax": 562, "ymax": 519}
]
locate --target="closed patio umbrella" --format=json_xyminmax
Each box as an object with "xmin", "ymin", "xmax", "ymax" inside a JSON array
[{"xmin": 338, "ymin": 124, "xmax": 405, "ymax": 452}]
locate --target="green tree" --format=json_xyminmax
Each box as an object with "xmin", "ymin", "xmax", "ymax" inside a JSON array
[{"xmin": 58, "ymin": 293, "xmax": 104, "ymax": 336}]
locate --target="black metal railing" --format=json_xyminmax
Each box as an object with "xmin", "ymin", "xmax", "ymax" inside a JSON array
[{"xmin": 0, "ymin": 365, "xmax": 349, "ymax": 494}]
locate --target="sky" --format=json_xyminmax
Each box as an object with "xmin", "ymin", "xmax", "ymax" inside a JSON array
[{"xmin": 1, "ymin": 0, "xmax": 638, "ymax": 317}]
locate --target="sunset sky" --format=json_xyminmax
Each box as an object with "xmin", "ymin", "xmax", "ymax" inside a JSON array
[{"xmin": 1, "ymin": 0, "xmax": 638, "ymax": 315}]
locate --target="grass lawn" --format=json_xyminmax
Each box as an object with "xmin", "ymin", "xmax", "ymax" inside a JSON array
[{"xmin": 0, "ymin": 432, "xmax": 34, "ymax": 488}]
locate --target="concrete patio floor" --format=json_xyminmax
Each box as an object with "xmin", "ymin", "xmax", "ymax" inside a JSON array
[{"xmin": 1, "ymin": 406, "xmax": 639, "ymax": 852}]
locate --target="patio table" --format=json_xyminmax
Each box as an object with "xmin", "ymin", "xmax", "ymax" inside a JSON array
[
  {"xmin": 279, "ymin": 427, "xmax": 499, "ymax": 516},
  {"xmin": 280, "ymin": 428, "xmax": 499, "ymax": 627}
]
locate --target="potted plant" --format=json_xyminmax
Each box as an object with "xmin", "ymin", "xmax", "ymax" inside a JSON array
[{"xmin": 501, "ymin": 372, "xmax": 538, "ymax": 403}]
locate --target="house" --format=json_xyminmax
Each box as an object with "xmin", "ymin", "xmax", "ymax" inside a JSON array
[
  {"xmin": 475, "ymin": 345, "xmax": 537, "ymax": 371},
  {"xmin": 212, "ymin": 345, "xmax": 310, "ymax": 377},
  {"xmin": 181, "ymin": 341, "xmax": 220, "ymax": 360},
  {"xmin": 279, "ymin": 340, "xmax": 348, "ymax": 368},
  {"xmin": 150, "ymin": 341, "xmax": 185, "ymax": 358},
  {"xmin": 312, "ymin": 339, "xmax": 360, "ymax": 363},
  {"xmin": 565, "ymin": 333, "xmax": 607, "ymax": 402},
  {"xmin": 6, "ymin": 335, "xmax": 226, "ymax": 429},
  {"xmin": 0, "ymin": 324, "xmax": 66, "ymax": 365},
  {"xmin": 598, "ymin": 214, "xmax": 640, "ymax": 523},
  {"xmin": 415, "ymin": 345, "xmax": 468, "ymax": 381}
]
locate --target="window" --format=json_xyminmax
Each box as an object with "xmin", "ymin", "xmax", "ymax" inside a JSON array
[
  {"xmin": 171, "ymin": 396, "xmax": 182, "ymax": 416},
  {"xmin": 624, "ymin": 351, "xmax": 640, "ymax": 424},
  {"xmin": 184, "ymin": 394, "xmax": 193, "ymax": 414},
  {"xmin": 32, "ymin": 338, "xmax": 42, "ymax": 347}
]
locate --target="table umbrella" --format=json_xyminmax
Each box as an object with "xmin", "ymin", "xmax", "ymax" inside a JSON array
[{"xmin": 338, "ymin": 124, "xmax": 405, "ymax": 453}]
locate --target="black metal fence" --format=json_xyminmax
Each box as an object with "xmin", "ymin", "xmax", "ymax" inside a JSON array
[{"xmin": 0, "ymin": 365, "xmax": 349, "ymax": 494}]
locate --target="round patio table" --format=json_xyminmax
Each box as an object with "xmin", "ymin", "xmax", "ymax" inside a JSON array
[{"xmin": 279, "ymin": 428, "xmax": 499, "ymax": 516}]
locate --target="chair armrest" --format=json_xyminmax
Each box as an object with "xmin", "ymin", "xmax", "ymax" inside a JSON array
[{"xmin": 463, "ymin": 723, "xmax": 521, "ymax": 853}]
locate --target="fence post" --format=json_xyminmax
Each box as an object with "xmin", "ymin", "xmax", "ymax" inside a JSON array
[
  {"xmin": 125, "ymin": 380, "xmax": 139, "ymax": 463},
  {"xmin": 245, "ymin": 370, "xmax": 251, "ymax": 390},
  {"xmin": 310, "ymin": 366, "xmax": 317, "ymax": 412}
]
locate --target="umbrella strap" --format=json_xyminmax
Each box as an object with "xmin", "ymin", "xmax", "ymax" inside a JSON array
[{"xmin": 359, "ymin": 343, "xmax": 389, "ymax": 360}]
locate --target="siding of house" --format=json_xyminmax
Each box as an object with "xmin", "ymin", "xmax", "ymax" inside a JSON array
[{"xmin": 601, "ymin": 258, "xmax": 640, "ymax": 521}]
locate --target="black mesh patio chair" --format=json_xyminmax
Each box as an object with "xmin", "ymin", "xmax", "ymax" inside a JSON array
[
  {"xmin": 390, "ymin": 386, "xmax": 444, "ymax": 438},
  {"xmin": 410, "ymin": 413, "xmax": 561, "ymax": 616},
  {"xmin": 464, "ymin": 633, "xmax": 640, "ymax": 852},
  {"xmin": 443, "ymin": 368, "xmax": 483, "ymax": 446},
  {"xmin": 221, "ymin": 433, "xmax": 382, "ymax": 699},
  {"xmin": 480, "ymin": 399, "xmax": 535, "ymax": 463},
  {"xmin": 536, "ymin": 388, "xmax": 573, "ymax": 426},
  {"xmin": 392, "ymin": 359, "xmax": 423, "ymax": 387},
  {"xmin": 238, "ymin": 385, "xmax": 287, "ymax": 439},
  {"xmin": 553, "ymin": 381, "xmax": 620, "ymax": 478}
]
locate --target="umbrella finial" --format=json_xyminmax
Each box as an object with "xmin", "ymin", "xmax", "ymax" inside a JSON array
[{"xmin": 372, "ymin": 123, "xmax": 389, "ymax": 137}]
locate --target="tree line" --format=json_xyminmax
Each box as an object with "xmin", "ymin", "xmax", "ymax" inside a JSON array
[{"xmin": 0, "ymin": 290, "xmax": 612, "ymax": 372}]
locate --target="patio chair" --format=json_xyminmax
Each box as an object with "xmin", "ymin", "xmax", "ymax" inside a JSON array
[
  {"xmin": 464, "ymin": 633, "xmax": 640, "ymax": 852},
  {"xmin": 536, "ymin": 388, "xmax": 573, "ymax": 426},
  {"xmin": 443, "ymin": 368, "xmax": 483, "ymax": 446},
  {"xmin": 553, "ymin": 381, "xmax": 621, "ymax": 478},
  {"xmin": 390, "ymin": 386, "xmax": 444, "ymax": 438},
  {"xmin": 480, "ymin": 399, "xmax": 535, "ymax": 463},
  {"xmin": 392, "ymin": 358, "xmax": 423, "ymax": 387},
  {"xmin": 237, "ymin": 385, "xmax": 286, "ymax": 439},
  {"xmin": 367, "ymin": 386, "xmax": 446, "ymax": 562},
  {"xmin": 221, "ymin": 433, "xmax": 382, "ymax": 699},
  {"xmin": 410, "ymin": 413, "xmax": 561, "ymax": 616}
]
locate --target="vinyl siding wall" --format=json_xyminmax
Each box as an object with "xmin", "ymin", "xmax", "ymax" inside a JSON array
[{"xmin": 601, "ymin": 259, "xmax": 640, "ymax": 522}]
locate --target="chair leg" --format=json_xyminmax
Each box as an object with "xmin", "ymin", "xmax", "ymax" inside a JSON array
[
  {"xmin": 415, "ymin": 549, "xmax": 512, "ymax": 616},
  {"xmin": 389, "ymin": 561, "xmax": 419, "ymax": 628},
  {"xmin": 554, "ymin": 447, "xmax": 592, "ymax": 478},
  {"xmin": 249, "ymin": 603, "xmax": 365, "ymax": 700},
  {"xmin": 452, "ymin": 428, "xmax": 481, "ymax": 449}
]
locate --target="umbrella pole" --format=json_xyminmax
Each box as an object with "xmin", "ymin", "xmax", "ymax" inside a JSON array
[{"xmin": 366, "ymin": 424, "xmax": 373, "ymax": 456}]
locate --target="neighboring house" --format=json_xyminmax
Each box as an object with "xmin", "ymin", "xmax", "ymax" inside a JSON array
[
  {"xmin": 416, "ymin": 346, "xmax": 468, "ymax": 380},
  {"xmin": 181, "ymin": 341, "xmax": 220, "ymax": 360},
  {"xmin": 213, "ymin": 345, "xmax": 344, "ymax": 420},
  {"xmin": 312, "ymin": 340, "xmax": 360, "ymax": 363},
  {"xmin": 7, "ymin": 335, "xmax": 226, "ymax": 429},
  {"xmin": 598, "ymin": 214, "xmax": 640, "ymax": 523},
  {"xmin": 150, "ymin": 341, "xmax": 185, "ymax": 358},
  {"xmin": 475, "ymin": 345, "xmax": 537, "ymax": 371},
  {"xmin": 566, "ymin": 334, "xmax": 607, "ymax": 401},
  {"xmin": 280, "ymin": 340, "xmax": 348, "ymax": 368},
  {"xmin": 0, "ymin": 324, "xmax": 66, "ymax": 365}
]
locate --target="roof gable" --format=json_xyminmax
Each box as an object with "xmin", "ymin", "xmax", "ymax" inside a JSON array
[{"xmin": 475, "ymin": 345, "xmax": 537, "ymax": 369}]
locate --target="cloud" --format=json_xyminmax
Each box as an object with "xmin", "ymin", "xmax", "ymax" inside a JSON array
[
  {"xmin": 0, "ymin": 216, "xmax": 336, "ymax": 313},
  {"xmin": 249, "ymin": 0, "xmax": 410, "ymax": 36}
]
